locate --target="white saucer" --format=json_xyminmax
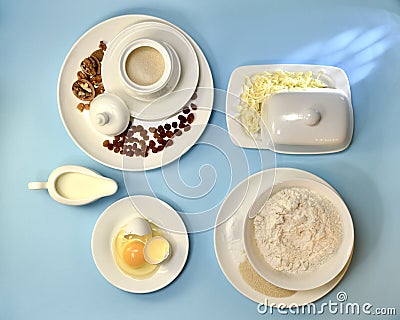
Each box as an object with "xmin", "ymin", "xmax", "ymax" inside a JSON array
[
  {"xmin": 225, "ymin": 64, "xmax": 353, "ymax": 154},
  {"xmin": 91, "ymin": 196, "xmax": 189, "ymax": 293},
  {"xmin": 57, "ymin": 15, "xmax": 214, "ymax": 171},
  {"xmin": 102, "ymin": 21, "xmax": 199, "ymax": 121},
  {"xmin": 214, "ymin": 168, "xmax": 353, "ymax": 306}
]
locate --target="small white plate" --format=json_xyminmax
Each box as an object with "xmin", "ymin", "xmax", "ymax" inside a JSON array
[
  {"xmin": 225, "ymin": 64, "xmax": 353, "ymax": 154},
  {"xmin": 214, "ymin": 168, "xmax": 353, "ymax": 306},
  {"xmin": 91, "ymin": 196, "xmax": 189, "ymax": 293},
  {"xmin": 57, "ymin": 15, "xmax": 214, "ymax": 171},
  {"xmin": 102, "ymin": 21, "xmax": 199, "ymax": 121}
]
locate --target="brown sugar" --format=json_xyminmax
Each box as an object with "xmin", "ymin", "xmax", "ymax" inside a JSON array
[{"xmin": 239, "ymin": 257, "xmax": 296, "ymax": 298}]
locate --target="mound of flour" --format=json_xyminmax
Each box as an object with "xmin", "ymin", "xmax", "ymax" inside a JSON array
[{"xmin": 253, "ymin": 187, "xmax": 342, "ymax": 273}]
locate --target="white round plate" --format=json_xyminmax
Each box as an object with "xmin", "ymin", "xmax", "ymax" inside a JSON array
[
  {"xmin": 91, "ymin": 196, "xmax": 189, "ymax": 293},
  {"xmin": 243, "ymin": 178, "xmax": 354, "ymax": 291},
  {"xmin": 58, "ymin": 15, "xmax": 214, "ymax": 171},
  {"xmin": 214, "ymin": 168, "xmax": 353, "ymax": 306},
  {"xmin": 102, "ymin": 21, "xmax": 199, "ymax": 121}
]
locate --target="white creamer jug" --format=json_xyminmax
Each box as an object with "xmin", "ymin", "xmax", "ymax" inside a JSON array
[{"xmin": 28, "ymin": 165, "xmax": 118, "ymax": 205}]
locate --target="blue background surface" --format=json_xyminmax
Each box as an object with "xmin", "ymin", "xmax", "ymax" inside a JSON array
[{"xmin": 1, "ymin": 0, "xmax": 399, "ymax": 319}]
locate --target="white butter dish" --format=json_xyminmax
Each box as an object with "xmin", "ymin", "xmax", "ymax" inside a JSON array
[
  {"xmin": 225, "ymin": 64, "xmax": 354, "ymax": 154},
  {"xmin": 261, "ymin": 89, "xmax": 353, "ymax": 153}
]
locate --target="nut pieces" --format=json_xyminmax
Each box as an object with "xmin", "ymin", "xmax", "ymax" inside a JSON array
[
  {"xmin": 91, "ymin": 49, "xmax": 104, "ymax": 62},
  {"xmin": 72, "ymin": 79, "xmax": 95, "ymax": 101},
  {"xmin": 73, "ymin": 40, "xmax": 107, "ymax": 109},
  {"xmin": 80, "ymin": 56, "xmax": 100, "ymax": 76}
]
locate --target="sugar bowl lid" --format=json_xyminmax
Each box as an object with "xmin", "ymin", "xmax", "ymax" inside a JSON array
[
  {"xmin": 89, "ymin": 93, "xmax": 130, "ymax": 136},
  {"xmin": 261, "ymin": 89, "xmax": 353, "ymax": 154}
]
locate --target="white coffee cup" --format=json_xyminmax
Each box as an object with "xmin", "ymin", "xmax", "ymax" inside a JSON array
[{"xmin": 120, "ymin": 39, "xmax": 181, "ymax": 101}]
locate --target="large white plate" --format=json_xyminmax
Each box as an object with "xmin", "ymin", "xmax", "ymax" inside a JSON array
[
  {"xmin": 91, "ymin": 196, "xmax": 189, "ymax": 293},
  {"xmin": 58, "ymin": 15, "xmax": 213, "ymax": 171},
  {"xmin": 225, "ymin": 64, "xmax": 353, "ymax": 154},
  {"xmin": 214, "ymin": 168, "xmax": 353, "ymax": 306},
  {"xmin": 102, "ymin": 21, "xmax": 199, "ymax": 121}
]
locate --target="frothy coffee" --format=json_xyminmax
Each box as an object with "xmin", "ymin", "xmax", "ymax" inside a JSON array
[{"xmin": 125, "ymin": 46, "xmax": 165, "ymax": 86}]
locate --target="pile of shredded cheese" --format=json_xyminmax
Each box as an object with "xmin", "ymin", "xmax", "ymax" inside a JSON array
[{"xmin": 239, "ymin": 70, "xmax": 327, "ymax": 133}]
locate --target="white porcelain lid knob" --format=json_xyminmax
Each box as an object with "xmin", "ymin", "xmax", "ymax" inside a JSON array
[
  {"xmin": 96, "ymin": 113, "xmax": 109, "ymax": 126},
  {"xmin": 303, "ymin": 108, "xmax": 321, "ymax": 126}
]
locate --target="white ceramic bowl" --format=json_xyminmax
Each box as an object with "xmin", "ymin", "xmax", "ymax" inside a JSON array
[
  {"xmin": 243, "ymin": 178, "xmax": 354, "ymax": 291},
  {"xmin": 119, "ymin": 39, "xmax": 181, "ymax": 102}
]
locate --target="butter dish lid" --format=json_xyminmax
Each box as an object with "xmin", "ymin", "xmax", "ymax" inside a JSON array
[{"xmin": 261, "ymin": 89, "xmax": 353, "ymax": 154}]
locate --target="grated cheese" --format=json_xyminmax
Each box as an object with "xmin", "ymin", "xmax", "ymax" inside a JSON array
[{"xmin": 239, "ymin": 70, "xmax": 327, "ymax": 133}]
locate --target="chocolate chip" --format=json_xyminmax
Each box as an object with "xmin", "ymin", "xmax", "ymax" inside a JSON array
[
  {"xmin": 172, "ymin": 122, "xmax": 178, "ymax": 128},
  {"xmin": 191, "ymin": 103, "xmax": 197, "ymax": 110},
  {"xmin": 184, "ymin": 125, "xmax": 191, "ymax": 132},
  {"xmin": 183, "ymin": 107, "xmax": 190, "ymax": 114},
  {"xmin": 191, "ymin": 92, "xmax": 197, "ymax": 100},
  {"xmin": 178, "ymin": 115, "xmax": 186, "ymax": 122}
]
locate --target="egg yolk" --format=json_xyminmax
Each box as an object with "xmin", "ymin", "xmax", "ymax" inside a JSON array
[{"xmin": 122, "ymin": 241, "xmax": 145, "ymax": 268}]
